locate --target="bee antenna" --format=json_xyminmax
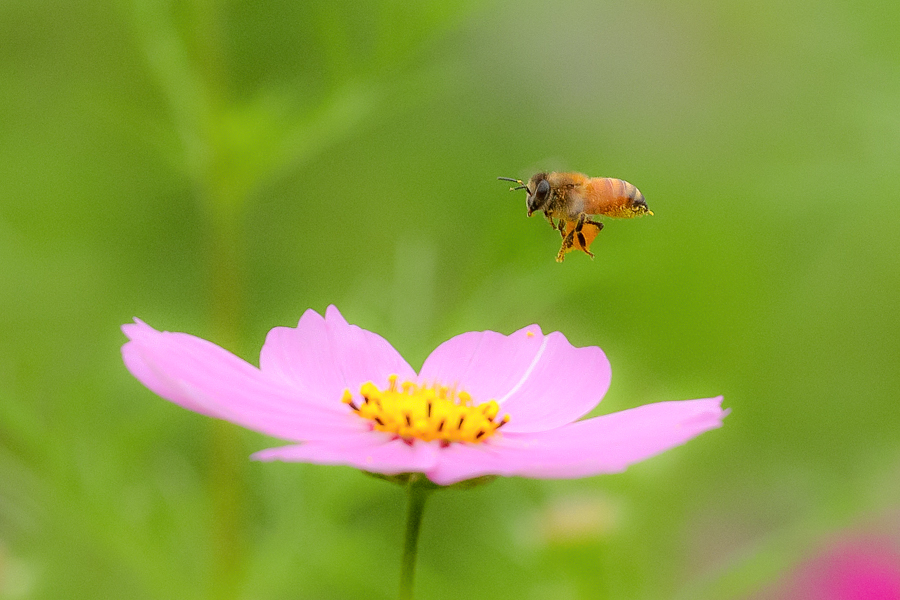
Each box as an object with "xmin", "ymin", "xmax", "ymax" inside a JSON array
[{"xmin": 497, "ymin": 176, "xmax": 528, "ymax": 192}]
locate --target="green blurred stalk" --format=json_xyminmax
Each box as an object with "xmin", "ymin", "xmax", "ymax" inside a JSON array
[
  {"xmin": 202, "ymin": 189, "xmax": 247, "ymax": 600},
  {"xmin": 189, "ymin": 0, "xmax": 249, "ymax": 596},
  {"xmin": 400, "ymin": 475, "xmax": 434, "ymax": 600},
  {"xmin": 129, "ymin": 0, "xmax": 251, "ymax": 595}
]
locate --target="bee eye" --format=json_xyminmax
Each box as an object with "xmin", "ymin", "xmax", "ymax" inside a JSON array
[{"xmin": 526, "ymin": 177, "xmax": 552, "ymax": 216}]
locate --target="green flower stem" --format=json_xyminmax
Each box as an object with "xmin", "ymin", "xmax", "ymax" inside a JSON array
[{"xmin": 399, "ymin": 475, "xmax": 434, "ymax": 600}]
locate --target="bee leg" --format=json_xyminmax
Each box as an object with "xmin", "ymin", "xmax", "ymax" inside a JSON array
[
  {"xmin": 544, "ymin": 213, "xmax": 558, "ymax": 231},
  {"xmin": 581, "ymin": 217, "xmax": 604, "ymax": 233},
  {"xmin": 570, "ymin": 213, "xmax": 592, "ymax": 258},
  {"xmin": 556, "ymin": 227, "xmax": 576, "ymax": 263},
  {"xmin": 576, "ymin": 231, "xmax": 594, "ymax": 258}
]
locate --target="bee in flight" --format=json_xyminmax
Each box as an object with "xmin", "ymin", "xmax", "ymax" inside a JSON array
[{"xmin": 499, "ymin": 172, "xmax": 652, "ymax": 262}]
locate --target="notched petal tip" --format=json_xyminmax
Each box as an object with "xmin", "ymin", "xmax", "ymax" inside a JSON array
[
  {"xmin": 517, "ymin": 323, "xmax": 544, "ymax": 339},
  {"xmin": 121, "ymin": 317, "xmax": 154, "ymax": 340},
  {"xmin": 294, "ymin": 306, "xmax": 326, "ymax": 328},
  {"xmin": 324, "ymin": 304, "xmax": 347, "ymax": 323},
  {"xmin": 684, "ymin": 395, "xmax": 728, "ymax": 426}
]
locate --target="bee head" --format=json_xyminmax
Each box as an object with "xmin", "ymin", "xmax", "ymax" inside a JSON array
[{"xmin": 526, "ymin": 173, "xmax": 551, "ymax": 217}]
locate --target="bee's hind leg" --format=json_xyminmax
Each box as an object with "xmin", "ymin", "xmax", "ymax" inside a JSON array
[
  {"xmin": 557, "ymin": 213, "xmax": 604, "ymax": 262},
  {"xmin": 556, "ymin": 238, "xmax": 573, "ymax": 262},
  {"xmin": 556, "ymin": 219, "xmax": 578, "ymax": 262},
  {"xmin": 576, "ymin": 216, "xmax": 603, "ymax": 258},
  {"xmin": 580, "ymin": 216, "xmax": 603, "ymax": 234}
]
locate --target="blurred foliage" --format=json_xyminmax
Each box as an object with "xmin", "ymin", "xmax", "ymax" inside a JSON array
[{"xmin": 2, "ymin": 0, "xmax": 899, "ymax": 598}]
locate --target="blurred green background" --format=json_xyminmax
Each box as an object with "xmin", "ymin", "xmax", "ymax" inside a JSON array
[{"xmin": 2, "ymin": 0, "xmax": 899, "ymax": 598}]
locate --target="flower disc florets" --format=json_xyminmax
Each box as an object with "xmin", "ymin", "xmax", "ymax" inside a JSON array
[{"xmin": 343, "ymin": 375, "xmax": 509, "ymax": 445}]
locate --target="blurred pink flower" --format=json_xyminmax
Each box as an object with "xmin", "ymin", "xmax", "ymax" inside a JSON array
[
  {"xmin": 121, "ymin": 306, "xmax": 726, "ymax": 485},
  {"xmin": 761, "ymin": 536, "xmax": 900, "ymax": 600}
]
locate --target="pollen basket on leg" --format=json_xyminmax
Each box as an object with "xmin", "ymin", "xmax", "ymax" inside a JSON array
[{"xmin": 342, "ymin": 374, "xmax": 509, "ymax": 444}]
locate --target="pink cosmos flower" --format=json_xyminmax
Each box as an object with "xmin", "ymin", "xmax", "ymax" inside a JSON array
[
  {"xmin": 755, "ymin": 536, "xmax": 900, "ymax": 600},
  {"xmin": 121, "ymin": 306, "xmax": 726, "ymax": 485}
]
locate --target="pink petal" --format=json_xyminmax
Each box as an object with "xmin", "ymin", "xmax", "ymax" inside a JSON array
[
  {"xmin": 418, "ymin": 325, "xmax": 611, "ymax": 433},
  {"xmin": 425, "ymin": 397, "xmax": 726, "ymax": 485},
  {"xmin": 253, "ymin": 433, "xmax": 440, "ymax": 475},
  {"xmin": 122, "ymin": 319, "xmax": 363, "ymax": 442},
  {"xmin": 259, "ymin": 306, "xmax": 415, "ymax": 406}
]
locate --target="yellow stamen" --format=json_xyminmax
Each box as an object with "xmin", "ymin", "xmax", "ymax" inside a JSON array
[{"xmin": 343, "ymin": 374, "xmax": 509, "ymax": 444}]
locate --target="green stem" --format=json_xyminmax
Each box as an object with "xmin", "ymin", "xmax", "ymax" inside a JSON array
[
  {"xmin": 399, "ymin": 475, "xmax": 433, "ymax": 600},
  {"xmin": 202, "ymin": 146, "xmax": 246, "ymax": 600}
]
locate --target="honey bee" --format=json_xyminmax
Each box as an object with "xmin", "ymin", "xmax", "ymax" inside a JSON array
[{"xmin": 499, "ymin": 172, "xmax": 652, "ymax": 262}]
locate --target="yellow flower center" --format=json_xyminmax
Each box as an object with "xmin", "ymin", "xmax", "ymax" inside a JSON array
[{"xmin": 342, "ymin": 375, "xmax": 509, "ymax": 445}]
